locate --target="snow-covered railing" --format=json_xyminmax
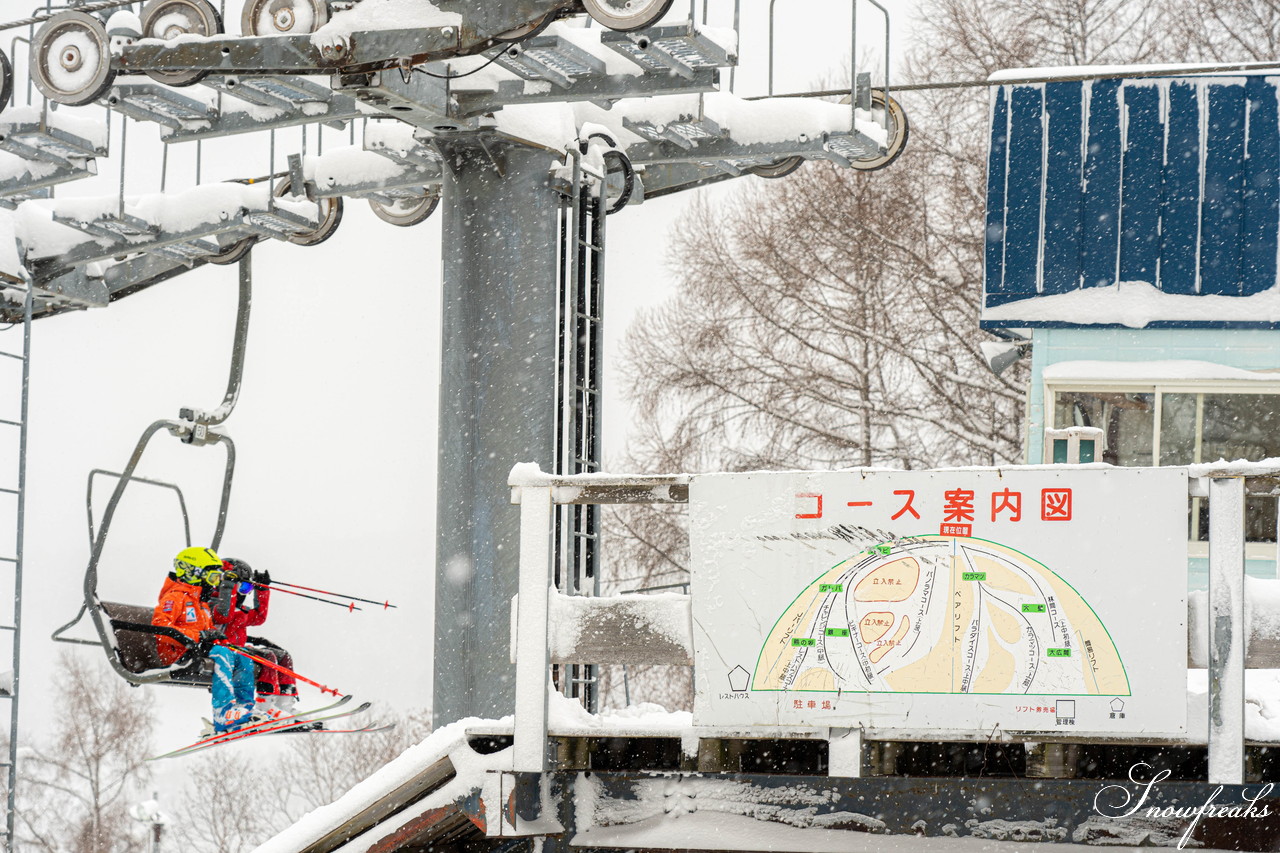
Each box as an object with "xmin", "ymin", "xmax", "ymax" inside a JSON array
[
  {"xmin": 509, "ymin": 464, "xmax": 690, "ymax": 774},
  {"xmin": 510, "ymin": 461, "xmax": 1280, "ymax": 786}
]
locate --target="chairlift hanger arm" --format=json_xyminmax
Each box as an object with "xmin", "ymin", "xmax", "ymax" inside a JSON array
[{"xmin": 181, "ymin": 257, "xmax": 250, "ymax": 430}]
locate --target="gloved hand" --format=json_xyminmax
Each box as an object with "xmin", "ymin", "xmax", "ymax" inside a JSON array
[
  {"xmin": 199, "ymin": 628, "xmax": 225, "ymax": 644},
  {"xmin": 252, "ymin": 569, "xmax": 271, "ymax": 586}
]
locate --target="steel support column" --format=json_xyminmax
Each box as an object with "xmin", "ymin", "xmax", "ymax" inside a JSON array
[{"xmin": 434, "ymin": 140, "xmax": 560, "ymax": 725}]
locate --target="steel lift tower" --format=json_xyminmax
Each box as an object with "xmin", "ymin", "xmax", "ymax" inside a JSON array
[{"xmin": 0, "ymin": 0, "xmax": 908, "ymax": 830}]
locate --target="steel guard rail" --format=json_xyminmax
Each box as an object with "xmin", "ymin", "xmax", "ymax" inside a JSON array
[{"xmin": 510, "ymin": 463, "xmax": 1280, "ymax": 786}]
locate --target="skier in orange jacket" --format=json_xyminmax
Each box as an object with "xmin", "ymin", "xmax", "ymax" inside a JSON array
[{"xmin": 152, "ymin": 546, "xmax": 222, "ymax": 666}]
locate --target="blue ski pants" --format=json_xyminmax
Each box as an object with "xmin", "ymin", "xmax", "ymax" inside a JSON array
[{"xmin": 211, "ymin": 645, "xmax": 256, "ymax": 732}]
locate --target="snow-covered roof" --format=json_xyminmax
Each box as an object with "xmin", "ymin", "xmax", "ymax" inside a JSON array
[{"xmin": 251, "ymin": 716, "xmax": 500, "ymax": 853}]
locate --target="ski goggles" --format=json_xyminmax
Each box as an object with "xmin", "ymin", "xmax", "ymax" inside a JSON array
[{"xmin": 210, "ymin": 564, "xmax": 254, "ymax": 594}]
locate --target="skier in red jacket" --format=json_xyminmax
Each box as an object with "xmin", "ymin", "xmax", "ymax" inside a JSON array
[{"xmin": 215, "ymin": 558, "xmax": 305, "ymax": 721}]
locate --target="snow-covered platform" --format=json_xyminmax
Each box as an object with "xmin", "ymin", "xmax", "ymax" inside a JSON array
[{"xmin": 253, "ymin": 691, "xmax": 1280, "ymax": 852}]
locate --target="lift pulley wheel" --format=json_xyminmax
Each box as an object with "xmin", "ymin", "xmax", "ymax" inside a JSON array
[
  {"xmin": 0, "ymin": 48, "xmax": 12, "ymax": 118},
  {"xmin": 582, "ymin": 0, "xmax": 675, "ymax": 32},
  {"xmin": 140, "ymin": 0, "xmax": 223, "ymax": 87},
  {"xmin": 748, "ymin": 156, "xmax": 804, "ymax": 180},
  {"xmin": 207, "ymin": 235, "xmax": 258, "ymax": 265},
  {"xmin": 274, "ymin": 179, "xmax": 343, "ymax": 246},
  {"xmin": 30, "ymin": 11, "xmax": 116, "ymax": 107},
  {"xmin": 849, "ymin": 92, "xmax": 909, "ymax": 172},
  {"xmin": 368, "ymin": 188, "xmax": 440, "ymax": 227},
  {"xmin": 242, "ymin": 0, "xmax": 328, "ymax": 37}
]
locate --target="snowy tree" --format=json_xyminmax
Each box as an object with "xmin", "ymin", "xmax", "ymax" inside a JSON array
[
  {"xmin": 179, "ymin": 708, "xmax": 432, "ymax": 853},
  {"xmin": 6, "ymin": 653, "xmax": 154, "ymax": 853}
]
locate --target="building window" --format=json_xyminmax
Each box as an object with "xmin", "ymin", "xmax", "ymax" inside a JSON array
[{"xmin": 1050, "ymin": 385, "xmax": 1280, "ymax": 542}]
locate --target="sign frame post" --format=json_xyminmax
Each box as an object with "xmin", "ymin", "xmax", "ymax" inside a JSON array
[{"xmin": 1207, "ymin": 474, "xmax": 1246, "ymax": 785}]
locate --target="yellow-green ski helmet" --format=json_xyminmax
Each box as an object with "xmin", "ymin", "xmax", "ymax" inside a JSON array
[{"xmin": 174, "ymin": 546, "xmax": 222, "ymax": 584}]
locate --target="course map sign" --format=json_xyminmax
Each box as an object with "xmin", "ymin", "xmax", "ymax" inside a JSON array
[{"xmin": 689, "ymin": 468, "xmax": 1187, "ymax": 735}]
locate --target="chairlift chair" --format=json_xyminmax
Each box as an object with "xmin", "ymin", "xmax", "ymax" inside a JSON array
[{"xmin": 52, "ymin": 258, "xmax": 254, "ymax": 688}]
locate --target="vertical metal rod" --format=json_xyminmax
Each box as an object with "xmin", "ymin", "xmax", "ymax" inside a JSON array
[
  {"xmin": 1208, "ymin": 475, "xmax": 1245, "ymax": 785},
  {"xmin": 196, "ymin": 139, "xmax": 202, "ymax": 184},
  {"xmin": 850, "ymin": 0, "xmax": 857, "ymax": 130},
  {"xmin": 118, "ymin": 115, "xmax": 127, "ymax": 217},
  {"xmin": 513, "ymin": 484, "xmax": 552, "ymax": 773},
  {"xmin": 268, "ymin": 129, "xmax": 276, "ymax": 197},
  {"xmin": 160, "ymin": 143, "xmax": 168, "ymax": 193},
  {"xmin": 882, "ymin": 1, "xmax": 890, "ymax": 128},
  {"xmin": 857, "ymin": 0, "xmax": 893, "ymax": 132},
  {"xmin": 5, "ymin": 282, "xmax": 32, "ymax": 850},
  {"xmin": 767, "ymin": 0, "xmax": 779, "ymax": 96},
  {"xmin": 728, "ymin": 0, "xmax": 739, "ymax": 93}
]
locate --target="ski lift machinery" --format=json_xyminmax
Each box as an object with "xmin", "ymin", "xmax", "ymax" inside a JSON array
[
  {"xmin": 0, "ymin": 0, "xmax": 913, "ymax": 771},
  {"xmin": 50, "ymin": 259, "xmax": 249, "ymax": 689}
]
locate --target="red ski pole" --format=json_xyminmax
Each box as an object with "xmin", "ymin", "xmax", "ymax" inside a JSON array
[
  {"xmin": 219, "ymin": 643, "xmax": 343, "ymax": 697},
  {"xmin": 265, "ymin": 580, "xmax": 397, "ymax": 610},
  {"xmin": 262, "ymin": 584, "xmax": 362, "ymax": 611}
]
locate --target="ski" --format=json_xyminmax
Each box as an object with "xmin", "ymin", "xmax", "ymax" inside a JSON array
[
  {"xmin": 148, "ymin": 694, "xmax": 354, "ymax": 760},
  {"xmin": 152, "ymin": 702, "xmax": 373, "ymax": 759},
  {"xmin": 271, "ymin": 722, "xmax": 397, "ymax": 736}
]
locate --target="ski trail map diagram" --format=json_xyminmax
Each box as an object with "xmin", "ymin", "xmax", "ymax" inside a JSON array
[
  {"xmin": 690, "ymin": 468, "xmax": 1187, "ymax": 736},
  {"xmin": 753, "ymin": 536, "xmax": 1127, "ymax": 697}
]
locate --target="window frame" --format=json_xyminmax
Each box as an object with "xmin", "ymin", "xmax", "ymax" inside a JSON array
[{"xmin": 1045, "ymin": 374, "xmax": 1280, "ymax": 558}]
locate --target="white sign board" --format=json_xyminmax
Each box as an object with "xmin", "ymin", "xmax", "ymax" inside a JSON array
[{"xmin": 690, "ymin": 468, "xmax": 1187, "ymax": 736}]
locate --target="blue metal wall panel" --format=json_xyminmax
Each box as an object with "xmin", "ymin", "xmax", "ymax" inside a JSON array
[
  {"xmin": 1200, "ymin": 82, "xmax": 1246, "ymax": 295},
  {"xmin": 1081, "ymin": 80, "xmax": 1122, "ymax": 290},
  {"xmin": 1118, "ymin": 83, "xmax": 1162, "ymax": 283},
  {"xmin": 983, "ymin": 73, "xmax": 1280, "ymax": 327},
  {"xmin": 984, "ymin": 86, "xmax": 1010, "ymax": 305},
  {"xmin": 1041, "ymin": 82, "xmax": 1084, "ymax": 295},
  {"xmin": 1241, "ymin": 77, "xmax": 1279, "ymax": 297},
  {"xmin": 1003, "ymin": 86, "xmax": 1045, "ymax": 297},
  {"xmin": 1160, "ymin": 81, "xmax": 1201, "ymax": 295}
]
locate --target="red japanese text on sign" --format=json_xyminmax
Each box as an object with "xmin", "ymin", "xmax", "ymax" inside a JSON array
[
  {"xmin": 943, "ymin": 489, "xmax": 975, "ymax": 522},
  {"xmin": 1041, "ymin": 489, "xmax": 1072, "ymax": 521},
  {"xmin": 992, "ymin": 489, "xmax": 1022, "ymax": 522},
  {"xmin": 892, "ymin": 490, "xmax": 919, "ymax": 520}
]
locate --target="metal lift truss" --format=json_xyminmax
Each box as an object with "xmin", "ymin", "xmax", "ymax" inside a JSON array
[{"xmin": 0, "ymin": 0, "xmax": 904, "ymax": 321}]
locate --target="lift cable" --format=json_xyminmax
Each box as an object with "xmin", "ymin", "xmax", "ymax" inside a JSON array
[
  {"xmin": 755, "ymin": 58, "xmax": 1280, "ymax": 100},
  {"xmin": 413, "ymin": 48, "xmax": 508, "ymax": 80}
]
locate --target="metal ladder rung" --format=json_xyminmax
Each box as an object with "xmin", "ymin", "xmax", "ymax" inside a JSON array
[
  {"xmin": 497, "ymin": 36, "xmax": 607, "ymax": 89},
  {"xmin": 0, "ymin": 127, "xmax": 102, "ymax": 165},
  {"xmin": 0, "ymin": 625, "xmax": 15, "ymax": 632},
  {"xmin": 601, "ymin": 25, "xmax": 735, "ymax": 79},
  {"xmin": 0, "ymin": 558, "xmax": 17, "ymax": 564},
  {"xmin": 0, "ymin": 488, "xmax": 18, "ymax": 496},
  {"xmin": 0, "ymin": 352, "xmax": 22, "ymax": 362}
]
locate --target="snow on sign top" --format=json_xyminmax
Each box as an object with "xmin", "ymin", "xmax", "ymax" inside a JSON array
[
  {"xmin": 983, "ymin": 74, "xmax": 1280, "ymax": 329},
  {"xmin": 688, "ymin": 468, "xmax": 1187, "ymax": 736}
]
